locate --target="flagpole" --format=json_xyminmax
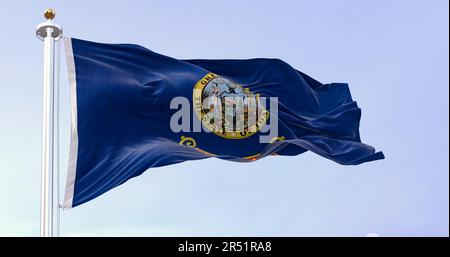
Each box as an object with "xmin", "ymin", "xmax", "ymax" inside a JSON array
[{"xmin": 36, "ymin": 9, "xmax": 63, "ymax": 237}]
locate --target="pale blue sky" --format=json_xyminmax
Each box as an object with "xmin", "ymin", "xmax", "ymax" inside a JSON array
[{"xmin": 0, "ymin": 0, "xmax": 448, "ymax": 236}]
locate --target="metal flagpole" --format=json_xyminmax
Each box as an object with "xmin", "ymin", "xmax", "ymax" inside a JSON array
[
  {"xmin": 36, "ymin": 9, "xmax": 63, "ymax": 237},
  {"xmin": 54, "ymin": 32, "xmax": 61, "ymax": 238}
]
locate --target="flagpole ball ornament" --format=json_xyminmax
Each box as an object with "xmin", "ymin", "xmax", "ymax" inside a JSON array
[
  {"xmin": 44, "ymin": 9, "xmax": 56, "ymax": 20},
  {"xmin": 36, "ymin": 9, "xmax": 62, "ymax": 41}
]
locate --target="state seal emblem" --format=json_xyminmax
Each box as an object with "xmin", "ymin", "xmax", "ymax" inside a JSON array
[{"xmin": 193, "ymin": 73, "xmax": 269, "ymax": 139}]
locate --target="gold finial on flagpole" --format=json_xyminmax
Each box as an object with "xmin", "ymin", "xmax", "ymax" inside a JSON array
[
  {"xmin": 44, "ymin": 8, "xmax": 56, "ymax": 20},
  {"xmin": 36, "ymin": 9, "xmax": 62, "ymax": 41}
]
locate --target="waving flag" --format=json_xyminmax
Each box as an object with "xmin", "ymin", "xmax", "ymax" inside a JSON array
[{"xmin": 63, "ymin": 38, "xmax": 384, "ymax": 208}]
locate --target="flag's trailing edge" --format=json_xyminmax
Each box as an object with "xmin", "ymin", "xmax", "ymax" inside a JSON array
[{"xmin": 63, "ymin": 37, "xmax": 384, "ymax": 209}]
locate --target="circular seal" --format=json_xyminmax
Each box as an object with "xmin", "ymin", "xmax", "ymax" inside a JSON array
[{"xmin": 193, "ymin": 73, "xmax": 269, "ymax": 139}]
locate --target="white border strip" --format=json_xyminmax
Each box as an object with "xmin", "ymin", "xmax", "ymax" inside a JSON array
[{"xmin": 62, "ymin": 37, "xmax": 78, "ymax": 209}]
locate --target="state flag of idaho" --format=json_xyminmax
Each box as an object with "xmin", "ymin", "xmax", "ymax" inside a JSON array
[{"xmin": 63, "ymin": 38, "xmax": 384, "ymax": 208}]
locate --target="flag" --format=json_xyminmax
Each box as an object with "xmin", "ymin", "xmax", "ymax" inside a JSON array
[{"xmin": 63, "ymin": 38, "xmax": 384, "ymax": 208}]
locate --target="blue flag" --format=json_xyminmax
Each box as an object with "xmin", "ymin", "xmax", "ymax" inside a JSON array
[{"xmin": 63, "ymin": 38, "xmax": 384, "ymax": 208}]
